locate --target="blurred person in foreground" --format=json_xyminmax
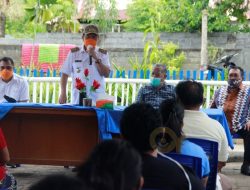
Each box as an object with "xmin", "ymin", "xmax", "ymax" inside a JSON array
[
  {"xmin": 160, "ymin": 98, "xmax": 210, "ymax": 188},
  {"xmin": 176, "ymin": 80, "xmax": 229, "ymax": 171},
  {"xmin": 120, "ymin": 102, "xmax": 203, "ymax": 190},
  {"xmin": 29, "ymin": 174, "xmax": 88, "ymax": 190},
  {"xmin": 0, "ymin": 127, "xmax": 17, "ymax": 189},
  {"xmin": 176, "ymin": 80, "xmax": 232, "ymax": 189},
  {"xmin": 76, "ymin": 139, "xmax": 143, "ymax": 190}
]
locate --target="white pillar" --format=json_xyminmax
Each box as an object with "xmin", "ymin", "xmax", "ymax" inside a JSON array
[{"xmin": 201, "ymin": 9, "xmax": 208, "ymax": 68}]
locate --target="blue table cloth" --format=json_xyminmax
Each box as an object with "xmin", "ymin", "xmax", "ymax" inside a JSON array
[
  {"xmin": 104, "ymin": 107, "xmax": 234, "ymax": 149},
  {"xmin": 201, "ymin": 109, "xmax": 234, "ymax": 149},
  {"xmin": 0, "ymin": 104, "xmax": 234, "ymax": 149}
]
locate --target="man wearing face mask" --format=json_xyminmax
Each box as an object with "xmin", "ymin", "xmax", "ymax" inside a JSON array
[
  {"xmin": 0, "ymin": 57, "xmax": 29, "ymax": 103},
  {"xmin": 59, "ymin": 24, "xmax": 110, "ymax": 104},
  {"xmin": 136, "ymin": 64, "xmax": 175, "ymax": 109},
  {"xmin": 211, "ymin": 65, "xmax": 250, "ymax": 176}
]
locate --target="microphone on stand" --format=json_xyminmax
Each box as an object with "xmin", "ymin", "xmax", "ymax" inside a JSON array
[
  {"xmin": 89, "ymin": 55, "xmax": 92, "ymax": 65},
  {"xmin": 87, "ymin": 45, "xmax": 93, "ymax": 65}
]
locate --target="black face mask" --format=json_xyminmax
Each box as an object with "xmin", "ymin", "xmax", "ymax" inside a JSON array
[{"xmin": 228, "ymin": 79, "xmax": 241, "ymax": 88}]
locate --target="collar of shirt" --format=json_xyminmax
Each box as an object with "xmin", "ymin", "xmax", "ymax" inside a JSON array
[
  {"xmin": 80, "ymin": 46, "xmax": 99, "ymax": 54},
  {"xmin": 227, "ymin": 83, "xmax": 244, "ymax": 93}
]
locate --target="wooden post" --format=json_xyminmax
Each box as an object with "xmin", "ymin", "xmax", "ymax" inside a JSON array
[
  {"xmin": 0, "ymin": 12, "xmax": 6, "ymax": 38},
  {"xmin": 201, "ymin": 10, "xmax": 208, "ymax": 68}
]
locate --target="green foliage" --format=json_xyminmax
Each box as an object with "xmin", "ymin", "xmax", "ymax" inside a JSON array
[
  {"xmin": 129, "ymin": 32, "xmax": 186, "ymax": 78},
  {"xmin": 6, "ymin": 15, "xmax": 46, "ymax": 38},
  {"xmin": 4, "ymin": 0, "xmax": 78, "ymax": 37},
  {"xmin": 124, "ymin": 0, "xmax": 207, "ymax": 32},
  {"xmin": 25, "ymin": 0, "xmax": 80, "ymax": 33},
  {"xmin": 80, "ymin": 0, "xmax": 118, "ymax": 33},
  {"xmin": 4, "ymin": 0, "xmax": 118, "ymax": 36},
  {"xmin": 124, "ymin": 0, "xmax": 159, "ymax": 32},
  {"xmin": 125, "ymin": 0, "xmax": 250, "ymax": 32},
  {"xmin": 107, "ymin": 60, "xmax": 135, "ymax": 105},
  {"xmin": 207, "ymin": 44, "xmax": 224, "ymax": 65}
]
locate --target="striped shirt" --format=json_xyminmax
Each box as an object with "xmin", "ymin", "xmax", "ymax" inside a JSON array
[{"xmin": 136, "ymin": 83, "xmax": 175, "ymax": 109}]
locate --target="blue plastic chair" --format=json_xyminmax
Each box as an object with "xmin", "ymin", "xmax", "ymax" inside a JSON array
[
  {"xmin": 158, "ymin": 152, "xmax": 202, "ymax": 179},
  {"xmin": 232, "ymin": 133, "xmax": 241, "ymax": 138},
  {"xmin": 187, "ymin": 138, "xmax": 218, "ymax": 190}
]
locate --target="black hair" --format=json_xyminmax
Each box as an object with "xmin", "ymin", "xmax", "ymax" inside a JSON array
[
  {"xmin": 29, "ymin": 175, "xmax": 88, "ymax": 190},
  {"xmin": 175, "ymin": 80, "xmax": 204, "ymax": 108},
  {"xmin": 77, "ymin": 139, "xmax": 142, "ymax": 190},
  {"xmin": 120, "ymin": 103, "xmax": 162, "ymax": 152},
  {"xmin": 0, "ymin": 57, "xmax": 14, "ymax": 66},
  {"xmin": 228, "ymin": 65, "xmax": 244, "ymax": 79},
  {"xmin": 159, "ymin": 98, "xmax": 184, "ymax": 139},
  {"xmin": 153, "ymin": 64, "xmax": 167, "ymax": 74}
]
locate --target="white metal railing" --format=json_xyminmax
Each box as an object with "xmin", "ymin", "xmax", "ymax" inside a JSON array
[{"xmin": 26, "ymin": 77, "xmax": 250, "ymax": 108}]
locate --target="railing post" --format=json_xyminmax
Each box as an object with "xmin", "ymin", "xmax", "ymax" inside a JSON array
[
  {"xmin": 140, "ymin": 70, "xmax": 144, "ymax": 79},
  {"xmin": 193, "ymin": 70, "xmax": 197, "ymax": 80},
  {"xmin": 20, "ymin": 68, "xmax": 24, "ymax": 76},
  {"xmin": 109, "ymin": 70, "xmax": 113, "ymax": 78},
  {"xmin": 200, "ymin": 70, "xmax": 204, "ymax": 80},
  {"xmin": 26, "ymin": 68, "xmax": 30, "ymax": 77},
  {"xmin": 167, "ymin": 70, "xmax": 170, "ymax": 80},
  {"xmin": 179, "ymin": 70, "xmax": 184, "ymax": 80},
  {"xmin": 173, "ymin": 71, "xmax": 176, "ymax": 80},
  {"xmin": 133, "ymin": 70, "xmax": 137, "ymax": 79},
  {"xmin": 146, "ymin": 70, "xmax": 150, "ymax": 79},
  {"xmin": 186, "ymin": 70, "xmax": 191, "ymax": 80},
  {"xmin": 128, "ymin": 70, "xmax": 131, "ymax": 78}
]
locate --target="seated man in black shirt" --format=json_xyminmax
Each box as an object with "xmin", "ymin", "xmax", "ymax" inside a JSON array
[{"xmin": 120, "ymin": 103, "xmax": 203, "ymax": 190}]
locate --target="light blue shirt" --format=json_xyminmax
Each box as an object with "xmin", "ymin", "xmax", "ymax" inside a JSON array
[{"xmin": 181, "ymin": 139, "xmax": 210, "ymax": 177}]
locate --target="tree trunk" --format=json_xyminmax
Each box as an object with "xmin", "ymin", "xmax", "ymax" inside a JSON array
[{"xmin": 0, "ymin": 11, "xmax": 6, "ymax": 38}]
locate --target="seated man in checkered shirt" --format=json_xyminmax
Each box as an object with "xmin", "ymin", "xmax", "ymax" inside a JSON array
[{"xmin": 136, "ymin": 64, "xmax": 175, "ymax": 109}]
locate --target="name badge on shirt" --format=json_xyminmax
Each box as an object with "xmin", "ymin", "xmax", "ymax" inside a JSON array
[{"xmin": 75, "ymin": 60, "xmax": 82, "ymax": 62}]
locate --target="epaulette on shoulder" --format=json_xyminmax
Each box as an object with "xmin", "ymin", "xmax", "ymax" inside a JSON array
[
  {"xmin": 71, "ymin": 47, "xmax": 80, "ymax": 53},
  {"xmin": 98, "ymin": 48, "xmax": 107, "ymax": 54}
]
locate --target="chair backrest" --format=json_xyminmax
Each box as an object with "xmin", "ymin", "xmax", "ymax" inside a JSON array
[
  {"xmin": 232, "ymin": 133, "xmax": 241, "ymax": 139},
  {"xmin": 158, "ymin": 152, "xmax": 202, "ymax": 179},
  {"xmin": 186, "ymin": 138, "xmax": 218, "ymax": 190}
]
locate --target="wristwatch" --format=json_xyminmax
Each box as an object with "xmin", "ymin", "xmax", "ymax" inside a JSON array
[{"xmin": 95, "ymin": 59, "xmax": 102, "ymax": 64}]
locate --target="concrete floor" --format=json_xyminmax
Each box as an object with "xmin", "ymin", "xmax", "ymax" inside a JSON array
[
  {"xmin": 7, "ymin": 162, "xmax": 250, "ymax": 190},
  {"xmin": 9, "ymin": 165, "xmax": 75, "ymax": 190},
  {"xmin": 222, "ymin": 162, "xmax": 250, "ymax": 190}
]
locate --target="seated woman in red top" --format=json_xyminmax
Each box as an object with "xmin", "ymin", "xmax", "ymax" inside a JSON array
[{"xmin": 0, "ymin": 128, "xmax": 17, "ymax": 190}]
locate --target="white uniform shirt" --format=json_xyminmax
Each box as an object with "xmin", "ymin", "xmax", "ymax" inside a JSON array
[
  {"xmin": 0, "ymin": 73, "xmax": 29, "ymax": 103},
  {"xmin": 60, "ymin": 46, "xmax": 110, "ymax": 104}
]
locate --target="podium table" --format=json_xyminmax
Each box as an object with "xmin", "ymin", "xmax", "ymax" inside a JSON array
[{"xmin": 0, "ymin": 105, "xmax": 99, "ymax": 166}]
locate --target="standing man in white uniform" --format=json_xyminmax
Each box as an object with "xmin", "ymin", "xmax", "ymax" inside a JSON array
[
  {"xmin": 0, "ymin": 57, "xmax": 29, "ymax": 103},
  {"xmin": 59, "ymin": 24, "xmax": 111, "ymax": 104}
]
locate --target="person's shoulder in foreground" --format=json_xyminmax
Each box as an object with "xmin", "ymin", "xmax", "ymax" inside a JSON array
[
  {"xmin": 120, "ymin": 102, "xmax": 203, "ymax": 190},
  {"xmin": 29, "ymin": 174, "xmax": 89, "ymax": 190},
  {"xmin": 142, "ymin": 153, "xmax": 203, "ymax": 190}
]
